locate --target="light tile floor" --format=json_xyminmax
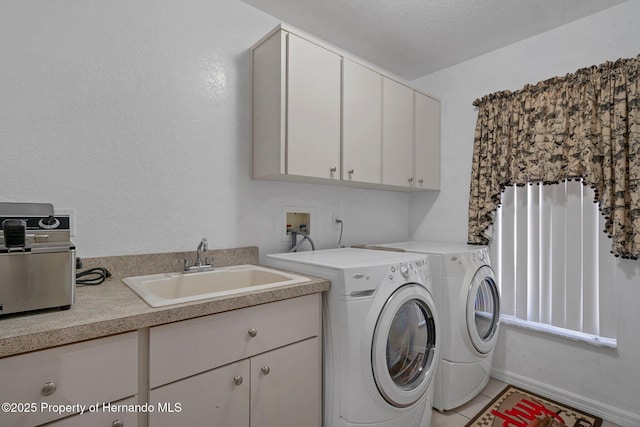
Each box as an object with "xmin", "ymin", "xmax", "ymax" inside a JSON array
[{"xmin": 431, "ymin": 378, "xmax": 621, "ymax": 427}]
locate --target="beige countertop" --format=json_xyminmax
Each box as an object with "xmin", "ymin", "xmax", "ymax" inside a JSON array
[{"xmin": 0, "ymin": 247, "xmax": 329, "ymax": 358}]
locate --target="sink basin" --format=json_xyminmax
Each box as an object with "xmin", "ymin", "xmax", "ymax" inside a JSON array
[{"xmin": 122, "ymin": 264, "xmax": 311, "ymax": 307}]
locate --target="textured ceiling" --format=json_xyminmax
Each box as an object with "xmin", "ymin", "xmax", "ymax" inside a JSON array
[{"xmin": 242, "ymin": 0, "xmax": 627, "ymax": 80}]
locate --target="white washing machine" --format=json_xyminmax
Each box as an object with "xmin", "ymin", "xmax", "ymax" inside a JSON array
[
  {"xmin": 266, "ymin": 248, "xmax": 441, "ymax": 427},
  {"xmin": 380, "ymin": 242, "xmax": 500, "ymax": 411}
]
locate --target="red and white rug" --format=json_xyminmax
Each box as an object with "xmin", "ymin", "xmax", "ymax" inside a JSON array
[{"xmin": 465, "ymin": 385, "xmax": 603, "ymax": 427}]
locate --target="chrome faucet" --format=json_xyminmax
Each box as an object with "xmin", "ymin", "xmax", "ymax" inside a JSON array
[
  {"xmin": 184, "ymin": 238, "xmax": 215, "ymax": 273},
  {"xmin": 196, "ymin": 238, "xmax": 208, "ymax": 266}
]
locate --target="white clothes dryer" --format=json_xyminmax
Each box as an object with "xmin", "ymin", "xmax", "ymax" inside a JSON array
[
  {"xmin": 266, "ymin": 248, "xmax": 440, "ymax": 427},
  {"xmin": 380, "ymin": 242, "xmax": 500, "ymax": 411}
]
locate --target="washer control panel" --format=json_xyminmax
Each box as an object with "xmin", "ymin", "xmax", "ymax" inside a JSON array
[{"xmin": 387, "ymin": 259, "xmax": 428, "ymax": 283}]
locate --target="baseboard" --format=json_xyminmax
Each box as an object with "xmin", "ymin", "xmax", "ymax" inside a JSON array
[{"xmin": 491, "ymin": 368, "xmax": 640, "ymax": 427}]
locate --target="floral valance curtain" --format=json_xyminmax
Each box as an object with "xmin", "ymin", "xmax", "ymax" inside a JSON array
[{"xmin": 468, "ymin": 54, "xmax": 640, "ymax": 259}]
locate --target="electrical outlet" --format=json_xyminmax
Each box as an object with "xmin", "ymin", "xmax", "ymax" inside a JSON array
[{"xmin": 332, "ymin": 212, "xmax": 342, "ymax": 230}]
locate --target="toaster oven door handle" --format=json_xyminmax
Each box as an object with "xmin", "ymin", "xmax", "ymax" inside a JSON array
[{"xmin": 30, "ymin": 245, "xmax": 73, "ymax": 254}]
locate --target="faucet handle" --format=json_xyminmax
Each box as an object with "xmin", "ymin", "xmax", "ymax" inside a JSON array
[
  {"xmin": 183, "ymin": 258, "xmax": 193, "ymax": 271},
  {"xmin": 205, "ymin": 256, "xmax": 214, "ymax": 266}
]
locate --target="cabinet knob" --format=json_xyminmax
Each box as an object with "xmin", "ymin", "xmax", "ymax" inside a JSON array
[
  {"xmin": 111, "ymin": 420, "xmax": 124, "ymax": 427},
  {"xmin": 408, "ymin": 177, "xmax": 414, "ymax": 183},
  {"xmin": 348, "ymin": 169, "xmax": 354, "ymax": 175},
  {"xmin": 330, "ymin": 166, "xmax": 337, "ymax": 172},
  {"xmin": 248, "ymin": 328, "xmax": 258, "ymax": 337},
  {"xmin": 261, "ymin": 365, "xmax": 271, "ymax": 375},
  {"xmin": 41, "ymin": 381, "xmax": 57, "ymax": 396},
  {"xmin": 418, "ymin": 178, "xmax": 424, "ymax": 184},
  {"xmin": 234, "ymin": 375, "xmax": 244, "ymax": 386}
]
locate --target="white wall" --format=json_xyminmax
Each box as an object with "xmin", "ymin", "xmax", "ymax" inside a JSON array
[
  {"xmin": 411, "ymin": 2, "xmax": 640, "ymax": 424},
  {"xmin": 0, "ymin": 0, "xmax": 410, "ymax": 259}
]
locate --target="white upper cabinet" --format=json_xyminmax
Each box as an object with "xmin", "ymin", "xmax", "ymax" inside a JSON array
[
  {"xmin": 382, "ymin": 78, "xmax": 415, "ymax": 188},
  {"xmin": 252, "ymin": 29, "xmax": 341, "ymax": 182},
  {"xmin": 414, "ymin": 91, "xmax": 441, "ymax": 190},
  {"xmin": 252, "ymin": 24, "xmax": 440, "ymax": 191},
  {"xmin": 287, "ymin": 34, "xmax": 342, "ymax": 179},
  {"xmin": 342, "ymin": 59, "xmax": 382, "ymax": 185}
]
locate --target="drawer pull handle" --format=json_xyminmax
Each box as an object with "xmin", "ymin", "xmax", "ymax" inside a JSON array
[
  {"xmin": 112, "ymin": 420, "xmax": 124, "ymax": 427},
  {"xmin": 261, "ymin": 365, "xmax": 271, "ymax": 375},
  {"xmin": 234, "ymin": 375, "xmax": 244, "ymax": 386},
  {"xmin": 41, "ymin": 381, "xmax": 57, "ymax": 396},
  {"xmin": 248, "ymin": 328, "xmax": 258, "ymax": 337}
]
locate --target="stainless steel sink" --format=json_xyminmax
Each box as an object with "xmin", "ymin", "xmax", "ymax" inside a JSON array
[{"xmin": 123, "ymin": 264, "xmax": 311, "ymax": 307}]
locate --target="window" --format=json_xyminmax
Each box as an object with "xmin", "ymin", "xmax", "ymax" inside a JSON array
[{"xmin": 490, "ymin": 181, "xmax": 616, "ymax": 347}]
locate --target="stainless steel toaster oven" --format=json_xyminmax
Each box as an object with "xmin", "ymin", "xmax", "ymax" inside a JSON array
[{"xmin": 0, "ymin": 202, "xmax": 75, "ymax": 316}]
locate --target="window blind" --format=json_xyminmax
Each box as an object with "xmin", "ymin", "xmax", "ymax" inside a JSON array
[{"xmin": 490, "ymin": 181, "xmax": 617, "ymax": 347}]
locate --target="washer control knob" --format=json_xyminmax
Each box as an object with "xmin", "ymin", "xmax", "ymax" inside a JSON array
[{"xmin": 400, "ymin": 265, "xmax": 409, "ymax": 279}]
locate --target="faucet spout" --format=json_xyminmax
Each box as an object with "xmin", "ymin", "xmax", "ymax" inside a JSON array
[
  {"xmin": 184, "ymin": 238, "xmax": 214, "ymax": 273},
  {"xmin": 196, "ymin": 238, "xmax": 208, "ymax": 266}
]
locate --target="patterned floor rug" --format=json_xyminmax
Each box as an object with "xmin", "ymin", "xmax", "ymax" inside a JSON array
[{"xmin": 465, "ymin": 385, "xmax": 603, "ymax": 427}]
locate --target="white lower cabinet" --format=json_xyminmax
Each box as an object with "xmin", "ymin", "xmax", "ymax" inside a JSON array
[
  {"xmin": 148, "ymin": 337, "xmax": 320, "ymax": 427},
  {"xmin": 0, "ymin": 294, "xmax": 323, "ymax": 427},
  {"xmin": 0, "ymin": 332, "xmax": 138, "ymax": 427},
  {"xmin": 147, "ymin": 294, "xmax": 322, "ymax": 427}
]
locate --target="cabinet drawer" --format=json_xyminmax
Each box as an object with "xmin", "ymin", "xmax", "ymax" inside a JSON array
[
  {"xmin": 0, "ymin": 332, "xmax": 138, "ymax": 427},
  {"xmin": 149, "ymin": 293, "xmax": 321, "ymax": 388},
  {"xmin": 44, "ymin": 395, "xmax": 138, "ymax": 427}
]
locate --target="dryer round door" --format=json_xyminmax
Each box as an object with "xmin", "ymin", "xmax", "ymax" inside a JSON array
[
  {"xmin": 372, "ymin": 283, "xmax": 439, "ymax": 408},
  {"xmin": 466, "ymin": 265, "xmax": 500, "ymax": 354}
]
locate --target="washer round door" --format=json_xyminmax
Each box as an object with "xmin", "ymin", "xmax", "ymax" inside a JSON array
[
  {"xmin": 372, "ymin": 284, "xmax": 439, "ymax": 408},
  {"xmin": 466, "ymin": 265, "xmax": 500, "ymax": 354}
]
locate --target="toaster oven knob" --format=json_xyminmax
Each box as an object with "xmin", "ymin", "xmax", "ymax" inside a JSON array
[
  {"xmin": 38, "ymin": 216, "xmax": 60, "ymax": 229},
  {"xmin": 41, "ymin": 381, "xmax": 57, "ymax": 396}
]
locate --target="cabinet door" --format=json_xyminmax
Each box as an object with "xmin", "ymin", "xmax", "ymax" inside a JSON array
[
  {"xmin": 414, "ymin": 92, "xmax": 440, "ymax": 190},
  {"xmin": 343, "ymin": 59, "xmax": 382, "ymax": 184},
  {"xmin": 287, "ymin": 33, "xmax": 341, "ymax": 179},
  {"xmin": 251, "ymin": 337, "xmax": 321, "ymax": 427},
  {"xmin": 149, "ymin": 360, "xmax": 250, "ymax": 427},
  {"xmin": 382, "ymin": 78, "xmax": 414, "ymax": 187}
]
